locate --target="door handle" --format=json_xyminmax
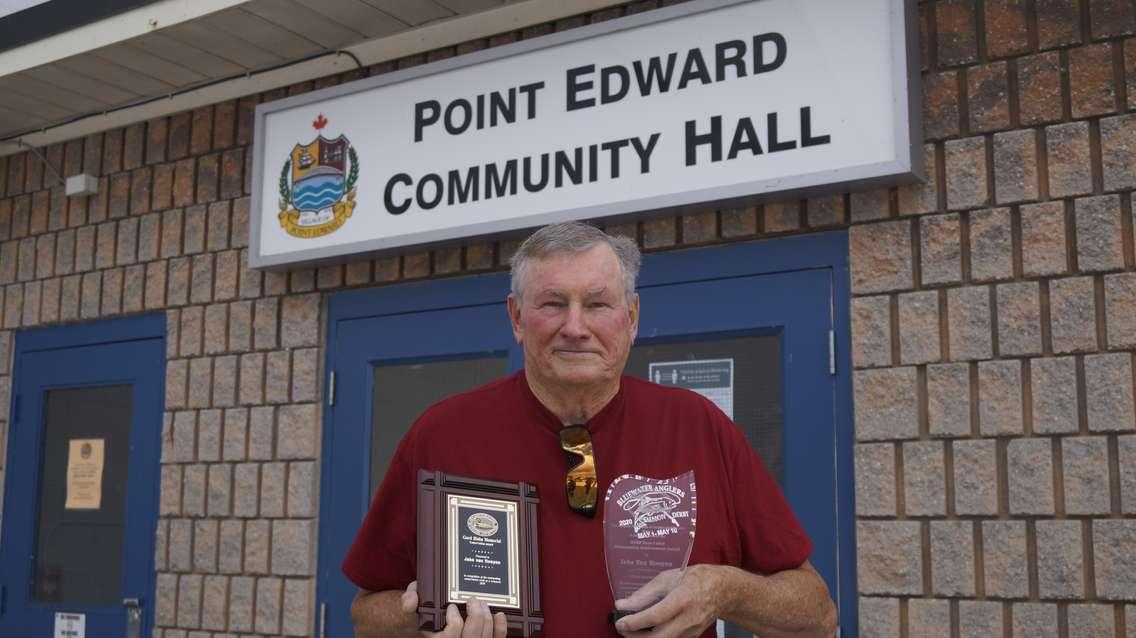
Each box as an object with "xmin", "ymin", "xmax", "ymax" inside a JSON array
[{"xmin": 122, "ymin": 598, "xmax": 141, "ymax": 638}]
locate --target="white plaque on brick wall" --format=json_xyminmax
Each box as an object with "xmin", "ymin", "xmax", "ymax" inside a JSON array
[{"xmin": 249, "ymin": 0, "xmax": 921, "ymax": 268}]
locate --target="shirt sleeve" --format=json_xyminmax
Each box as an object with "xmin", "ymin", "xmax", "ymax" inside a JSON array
[
  {"xmin": 721, "ymin": 412, "xmax": 814, "ymax": 575},
  {"xmin": 341, "ymin": 431, "xmax": 419, "ymax": 592}
]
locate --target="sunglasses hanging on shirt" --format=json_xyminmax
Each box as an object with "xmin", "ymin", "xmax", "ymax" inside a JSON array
[{"xmin": 559, "ymin": 424, "xmax": 597, "ymax": 517}]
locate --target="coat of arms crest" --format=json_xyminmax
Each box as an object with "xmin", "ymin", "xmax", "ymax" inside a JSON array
[{"xmin": 278, "ymin": 114, "xmax": 359, "ymax": 238}]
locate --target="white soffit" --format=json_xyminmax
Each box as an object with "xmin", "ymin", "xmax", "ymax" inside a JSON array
[{"xmin": 0, "ymin": 0, "xmax": 628, "ymax": 157}]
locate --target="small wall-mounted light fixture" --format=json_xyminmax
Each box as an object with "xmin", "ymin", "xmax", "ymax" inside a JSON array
[{"xmin": 65, "ymin": 174, "xmax": 99, "ymax": 197}]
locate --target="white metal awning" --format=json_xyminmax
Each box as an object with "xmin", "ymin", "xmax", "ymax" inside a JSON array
[{"xmin": 0, "ymin": 0, "xmax": 625, "ymax": 154}]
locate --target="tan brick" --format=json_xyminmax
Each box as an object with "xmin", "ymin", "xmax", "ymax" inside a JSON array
[
  {"xmin": 233, "ymin": 463, "xmax": 258, "ymax": 517},
  {"xmin": 291, "ymin": 348, "xmax": 319, "ymax": 403},
  {"xmin": 260, "ymin": 462, "xmax": 285, "ymax": 517},
  {"xmin": 983, "ymin": 520, "xmax": 1029, "ymax": 598},
  {"xmin": 223, "ymin": 408, "xmax": 247, "ymax": 461},
  {"xmin": 1037, "ymin": 520, "xmax": 1084, "ymax": 598},
  {"xmin": 1067, "ymin": 604, "xmax": 1115, "ymax": 638},
  {"xmin": 276, "ymin": 404, "xmax": 318, "ymax": 459},
  {"xmin": 1085, "ymin": 352, "xmax": 1136, "ymax": 431},
  {"xmin": 959, "ymin": 600, "xmax": 1004, "ymax": 635},
  {"xmin": 1120, "ymin": 434, "xmax": 1136, "ymax": 513},
  {"xmin": 968, "ymin": 61, "xmax": 1010, "ymax": 132},
  {"xmin": 855, "ymin": 443, "xmax": 896, "ymax": 516},
  {"xmin": 996, "ymin": 282, "xmax": 1042, "ymax": 356},
  {"xmin": 207, "ymin": 463, "xmax": 231, "ymax": 517},
  {"xmin": 854, "ymin": 367, "xmax": 919, "ymax": 441},
  {"xmin": 317, "ymin": 263, "xmax": 345, "ymax": 288},
  {"xmin": 228, "ymin": 300, "xmax": 251, "ymax": 352},
  {"xmin": 1064, "ymin": 436, "xmax": 1111, "ymax": 515},
  {"xmin": 160, "ymin": 464, "xmax": 181, "ymax": 515},
  {"xmin": 907, "ymin": 598, "xmax": 949, "ymax": 638},
  {"xmin": 193, "ymin": 519, "xmax": 217, "ymax": 572},
  {"xmin": 928, "ymin": 363, "xmax": 971, "ymax": 437},
  {"xmin": 122, "ymin": 264, "xmax": 144, "ymax": 313},
  {"xmin": 190, "ymin": 253, "xmax": 213, "ymax": 304},
  {"xmin": 1069, "ymin": 42, "xmax": 1117, "ymax": 118},
  {"xmin": 254, "ymin": 576, "xmax": 281, "ymax": 634},
  {"xmin": 1102, "ymin": 114, "xmax": 1136, "ymax": 192},
  {"xmin": 219, "ymin": 519, "xmax": 243, "ymax": 574},
  {"xmin": 1095, "ymin": 520, "xmax": 1136, "ymax": 599},
  {"xmin": 213, "ymin": 355, "xmax": 236, "ymax": 408},
  {"xmin": 207, "ymin": 200, "xmax": 230, "ymax": 252},
  {"xmin": 253, "ymin": 297, "xmax": 277, "ymax": 349},
  {"xmin": 1012, "ymin": 602, "xmax": 1058, "ymax": 638},
  {"xmin": 851, "ymin": 295, "xmax": 892, "ymax": 369},
  {"xmin": 177, "ymin": 573, "xmax": 202, "ymax": 628},
  {"xmin": 201, "ymin": 575, "xmax": 228, "ymax": 632},
  {"xmin": 187, "ymin": 358, "xmax": 212, "ymax": 408},
  {"xmin": 166, "ymin": 359, "xmax": 187, "ymax": 410},
  {"xmin": 289, "ymin": 269, "xmax": 314, "ymax": 292},
  {"xmin": 898, "ymin": 291, "xmax": 939, "ymax": 364},
  {"xmin": 857, "ymin": 521, "xmax": 923, "ymax": 594},
  {"xmin": 245, "ymin": 520, "xmax": 270, "ymax": 573},
  {"xmin": 904, "ymin": 441, "xmax": 946, "ymax": 516},
  {"xmin": 79, "ymin": 271, "xmax": 100, "ymax": 319},
  {"xmin": 182, "ymin": 464, "xmax": 206, "ymax": 516},
  {"xmin": 850, "ymin": 220, "xmax": 912, "ymax": 294},
  {"xmin": 54, "ymin": 228, "xmax": 74, "ymax": 275},
  {"xmin": 970, "ymin": 208, "xmax": 1013, "ymax": 282},
  {"xmin": 169, "ymin": 518, "xmax": 192, "ymax": 571},
  {"xmin": 1047, "ymin": 122, "xmax": 1093, "ymax": 198},
  {"xmin": 993, "ymin": 129, "xmax": 1038, "ymax": 204},
  {"xmin": 1031, "ymin": 357, "xmax": 1080, "ymax": 434},
  {"xmin": 183, "ymin": 204, "xmax": 205, "ymax": 254},
  {"xmin": 281, "ymin": 293, "xmax": 319, "ymax": 347},
  {"xmin": 168, "ymin": 256, "xmax": 190, "ymax": 306},
  {"xmin": 1020, "ymin": 201, "xmax": 1068, "ymax": 277},
  {"xmin": 239, "ymin": 353, "xmax": 263, "ymax": 405},
  {"xmin": 720, "ymin": 207, "xmax": 757, "ymax": 238},
  {"xmin": 144, "ymin": 260, "xmax": 166, "ymax": 309},
  {"xmin": 1008, "ymin": 438, "xmax": 1054, "ymax": 515},
  {"xmin": 265, "ymin": 350, "xmax": 289, "ymax": 404},
  {"xmin": 179, "ymin": 305, "xmax": 202, "ymax": 356},
  {"xmin": 271, "ymin": 520, "xmax": 313, "ymax": 576},
  {"xmin": 859, "ymin": 597, "xmax": 900, "ymax": 638},
  {"xmin": 921, "ymin": 213, "xmax": 961, "ymax": 285},
  {"xmin": 249, "ymin": 406, "xmax": 274, "ymax": 460},
  {"xmin": 1050, "ymin": 276, "xmax": 1098, "ymax": 354},
  {"xmin": 228, "ymin": 575, "xmax": 254, "ymax": 632},
  {"xmin": 196, "ymin": 408, "xmax": 221, "ymax": 461},
  {"xmin": 203, "ymin": 303, "xmax": 227, "ymax": 355},
  {"xmin": 849, "ymin": 190, "xmax": 887, "ymax": 223},
  {"xmin": 948, "ymin": 286, "xmax": 992, "ymax": 361},
  {"xmin": 807, "ymin": 195, "xmax": 844, "ymax": 227},
  {"xmin": 1075, "ymin": 194, "xmax": 1125, "ymax": 272},
  {"xmin": 954, "ymin": 439, "xmax": 998, "ymax": 515},
  {"xmin": 945, "ymin": 137, "xmax": 988, "ymax": 209},
  {"xmin": 161, "ymin": 208, "xmax": 182, "ymax": 258},
  {"xmin": 287, "ymin": 461, "xmax": 316, "ymax": 518},
  {"xmin": 156, "ymin": 573, "xmax": 178, "ymax": 626},
  {"xmin": 930, "ymin": 521, "xmax": 975, "ymax": 596}
]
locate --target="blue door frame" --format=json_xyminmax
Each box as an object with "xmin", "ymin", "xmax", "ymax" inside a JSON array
[
  {"xmin": 317, "ymin": 231, "xmax": 855, "ymax": 635},
  {"xmin": 0, "ymin": 314, "xmax": 165, "ymax": 636}
]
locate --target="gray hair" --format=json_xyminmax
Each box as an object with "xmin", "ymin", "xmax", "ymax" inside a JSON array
[{"xmin": 509, "ymin": 221, "xmax": 641, "ymax": 303}]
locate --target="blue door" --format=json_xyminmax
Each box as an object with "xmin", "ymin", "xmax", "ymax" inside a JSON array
[
  {"xmin": 0, "ymin": 315, "xmax": 165, "ymax": 637},
  {"xmin": 318, "ymin": 232, "xmax": 855, "ymax": 636}
]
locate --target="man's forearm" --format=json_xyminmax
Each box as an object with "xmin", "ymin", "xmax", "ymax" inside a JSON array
[
  {"xmin": 351, "ymin": 589, "xmax": 420, "ymax": 638},
  {"xmin": 716, "ymin": 563, "xmax": 838, "ymax": 638}
]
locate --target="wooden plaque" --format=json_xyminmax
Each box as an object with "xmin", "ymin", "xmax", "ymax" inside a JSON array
[{"xmin": 417, "ymin": 470, "xmax": 543, "ymax": 637}]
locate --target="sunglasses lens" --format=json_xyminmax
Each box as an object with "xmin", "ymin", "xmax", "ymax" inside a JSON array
[{"xmin": 560, "ymin": 426, "xmax": 597, "ymax": 517}]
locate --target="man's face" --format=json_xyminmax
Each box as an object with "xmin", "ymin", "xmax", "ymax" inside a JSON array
[{"xmin": 508, "ymin": 244, "xmax": 640, "ymax": 392}]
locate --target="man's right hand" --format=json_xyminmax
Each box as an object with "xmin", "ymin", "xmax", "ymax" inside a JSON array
[{"xmin": 400, "ymin": 581, "xmax": 508, "ymax": 638}]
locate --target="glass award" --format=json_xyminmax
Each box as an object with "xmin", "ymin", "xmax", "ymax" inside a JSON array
[{"xmin": 603, "ymin": 471, "xmax": 697, "ymax": 621}]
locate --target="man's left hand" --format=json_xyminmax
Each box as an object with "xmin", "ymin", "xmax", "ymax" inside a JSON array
[{"xmin": 613, "ymin": 564, "xmax": 724, "ymax": 638}]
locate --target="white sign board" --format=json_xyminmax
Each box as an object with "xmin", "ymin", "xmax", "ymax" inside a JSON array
[
  {"xmin": 250, "ymin": 0, "xmax": 919, "ymax": 268},
  {"xmin": 649, "ymin": 359, "xmax": 735, "ymax": 418},
  {"xmin": 54, "ymin": 612, "xmax": 85, "ymax": 638}
]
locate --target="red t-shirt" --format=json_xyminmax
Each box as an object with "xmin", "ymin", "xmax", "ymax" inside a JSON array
[{"xmin": 343, "ymin": 371, "xmax": 812, "ymax": 637}]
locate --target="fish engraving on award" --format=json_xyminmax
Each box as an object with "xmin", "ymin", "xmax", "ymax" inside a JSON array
[
  {"xmin": 417, "ymin": 470, "xmax": 543, "ymax": 637},
  {"xmin": 603, "ymin": 471, "xmax": 698, "ymax": 624}
]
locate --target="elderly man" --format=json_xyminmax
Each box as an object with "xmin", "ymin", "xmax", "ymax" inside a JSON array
[{"xmin": 343, "ymin": 222, "xmax": 837, "ymax": 637}]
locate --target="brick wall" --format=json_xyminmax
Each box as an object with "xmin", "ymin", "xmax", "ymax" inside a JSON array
[
  {"xmin": 852, "ymin": 1, "xmax": 1136, "ymax": 635},
  {"xmin": 0, "ymin": 0, "xmax": 1134, "ymax": 636}
]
